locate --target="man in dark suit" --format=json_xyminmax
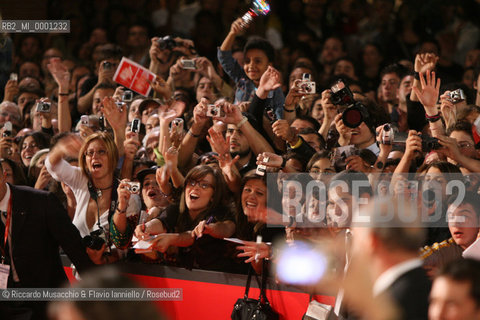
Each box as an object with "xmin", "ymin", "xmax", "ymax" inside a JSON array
[
  {"xmin": 0, "ymin": 162, "xmax": 95, "ymax": 320},
  {"xmin": 346, "ymin": 199, "xmax": 431, "ymax": 320}
]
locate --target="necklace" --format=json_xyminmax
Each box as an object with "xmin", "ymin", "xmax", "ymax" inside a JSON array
[{"xmin": 96, "ymin": 185, "xmax": 112, "ymax": 198}]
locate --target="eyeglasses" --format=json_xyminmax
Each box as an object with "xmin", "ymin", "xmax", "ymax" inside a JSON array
[
  {"xmin": 85, "ymin": 149, "xmax": 107, "ymax": 157},
  {"xmin": 22, "ymin": 143, "xmax": 38, "ymax": 150},
  {"xmin": 186, "ymin": 180, "xmax": 214, "ymax": 190}
]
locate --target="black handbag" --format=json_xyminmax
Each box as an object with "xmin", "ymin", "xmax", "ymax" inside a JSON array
[{"xmin": 231, "ymin": 261, "xmax": 279, "ymax": 320}]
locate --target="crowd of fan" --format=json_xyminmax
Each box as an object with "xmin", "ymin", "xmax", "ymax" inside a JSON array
[{"xmin": 1, "ymin": 0, "xmax": 480, "ymax": 319}]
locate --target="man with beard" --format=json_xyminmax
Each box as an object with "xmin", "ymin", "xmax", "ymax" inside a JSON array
[{"xmin": 225, "ymin": 123, "xmax": 257, "ymax": 175}]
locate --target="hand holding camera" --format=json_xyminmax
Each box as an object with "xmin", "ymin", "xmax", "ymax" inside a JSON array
[
  {"xmin": 296, "ymin": 73, "xmax": 316, "ymax": 95},
  {"xmin": 320, "ymin": 89, "xmax": 337, "ymax": 122},
  {"xmin": 101, "ymin": 96, "xmax": 127, "ymax": 131},
  {"xmin": 192, "ymin": 98, "xmax": 210, "ymax": 128},
  {"xmin": 256, "ymin": 152, "xmax": 283, "ymax": 169},
  {"xmin": 334, "ymin": 113, "xmax": 352, "ymax": 146},
  {"xmin": 404, "ymin": 130, "xmax": 423, "ymax": 159},
  {"xmin": 117, "ymin": 179, "xmax": 137, "ymax": 215},
  {"xmin": 4, "ymin": 79, "xmax": 19, "ymax": 102},
  {"xmin": 436, "ymin": 135, "xmax": 462, "ymax": 162},
  {"xmin": 212, "ymin": 101, "xmax": 243, "ymax": 124},
  {"xmin": 97, "ymin": 60, "xmax": 116, "ymax": 84},
  {"xmin": 124, "ymin": 131, "xmax": 141, "ymax": 160},
  {"xmin": 0, "ymin": 122, "xmax": 13, "ymax": 159},
  {"xmin": 272, "ymin": 120, "xmax": 297, "ymax": 145}
]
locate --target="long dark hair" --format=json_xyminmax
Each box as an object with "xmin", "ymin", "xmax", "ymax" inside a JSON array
[
  {"xmin": 235, "ymin": 170, "xmax": 267, "ymax": 241},
  {"xmin": 177, "ymin": 165, "xmax": 230, "ymax": 232}
]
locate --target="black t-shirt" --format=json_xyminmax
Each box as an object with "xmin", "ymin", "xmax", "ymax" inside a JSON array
[
  {"xmin": 80, "ymin": 76, "xmax": 98, "ymax": 97},
  {"xmin": 158, "ymin": 203, "xmax": 238, "ymax": 272}
]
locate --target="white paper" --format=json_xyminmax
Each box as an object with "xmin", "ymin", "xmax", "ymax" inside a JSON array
[
  {"xmin": 462, "ymin": 237, "xmax": 480, "ymax": 260},
  {"xmin": 223, "ymin": 238, "xmax": 246, "ymax": 245}
]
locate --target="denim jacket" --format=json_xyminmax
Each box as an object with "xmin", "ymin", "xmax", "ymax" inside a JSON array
[{"xmin": 217, "ymin": 47, "xmax": 284, "ymax": 120}]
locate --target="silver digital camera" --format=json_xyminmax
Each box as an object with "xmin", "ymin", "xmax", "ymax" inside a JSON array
[
  {"xmin": 181, "ymin": 59, "xmax": 196, "ymax": 70},
  {"xmin": 448, "ymin": 89, "xmax": 466, "ymax": 104},
  {"xmin": 36, "ymin": 101, "xmax": 51, "ymax": 113},
  {"xmin": 297, "ymin": 73, "xmax": 316, "ymax": 94},
  {"xmin": 206, "ymin": 104, "xmax": 225, "ymax": 117},
  {"xmin": 126, "ymin": 181, "xmax": 140, "ymax": 194}
]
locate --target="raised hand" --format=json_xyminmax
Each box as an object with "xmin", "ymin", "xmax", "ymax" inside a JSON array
[
  {"xmin": 117, "ymin": 179, "xmax": 133, "ymax": 211},
  {"xmin": 334, "ymin": 113, "xmax": 352, "ymax": 146},
  {"xmin": 411, "ymin": 70, "xmax": 441, "ymax": 111},
  {"xmin": 124, "ymin": 131, "xmax": 141, "ymax": 160},
  {"xmin": 150, "ymin": 76, "xmax": 172, "ymax": 100},
  {"xmin": 414, "ymin": 53, "xmax": 439, "ymax": 74},
  {"xmin": 192, "ymin": 98, "xmax": 210, "ymax": 129},
  {"xmin": 112, "ymin": 86, "xmax": 125, "ymax": 102},
  {"xmin": 256, "ymin": 152, "xmax": 283, "ymax": 168},
  {"xmin": 47, "ymin": 58, "xmax": 70, "ymax": 89},
  {"xmin": 194, "ymin": 57, "xmax": 217, "ymax": 80},
  {"xmin": 4, "ymin": 80, "xmax": 19, "ymax": 102},
  {"xmin": 404, "ymin": 130, "xmax": 422, "ymax": 159},
  {"xmin": 162, "ymin": 135, "xmax": 179, "ymax": 170},
  {"xmin": 321, "ymin": 89, "xmax": 337, "ymax": 122},
  {"xmin": 101, "ymin": 96, "xmax": 127, "ymax": 131},
  {"xmin": 272, "ymin": 119, "xmax": 297, "ymax": 144},
  {"xmin": 257, "ymin": 66, "xmax": 281, "ymax": 99},
  {"xmin": 206, "ymin": 127, "xmax": 229, "ymax": 155},
  {"xmin": 229, "ymin": 18, "xmax": 246, "ymax": 36},
  {"xmin": 215, "ymin": 101, "xmax": 243, "ymax": 125},
  {"xmin": 34, "ymin": 166, "xmax": 52, "ymax": 190},
  {"xmin": 439, "ymin": 91, "xmax": 458, "ymax": 129}
]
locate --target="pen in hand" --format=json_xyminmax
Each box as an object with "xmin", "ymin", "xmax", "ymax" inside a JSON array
[{"xmin": 195, "ymin": 215, "xmax": 214, "ymax": 239}]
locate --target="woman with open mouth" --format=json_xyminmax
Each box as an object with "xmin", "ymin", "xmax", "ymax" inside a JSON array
[
  {"xmin": 46, "ymin": 132, "xmax": 141, "ymax": 263},
  {"xmin": 134, "ymin": 165, "xmax": 238, "ymax": 271}
]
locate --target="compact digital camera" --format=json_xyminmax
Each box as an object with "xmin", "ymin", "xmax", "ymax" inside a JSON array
[
  {"xmin": 206, "ymin": 104, "xmax": 225, "ymax": 117},
  {"xmin": 297, "ymin": 73, "xmax": 316, "ymax": 94},
  {"xmin": 36, "ymin": 101, "xmax": 51, "ymax": 113},
  {"xmin": 126, "ymin": 181, "xmax": 140, "ymax": 194}
]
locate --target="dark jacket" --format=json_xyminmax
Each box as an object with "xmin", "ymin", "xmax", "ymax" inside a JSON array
[{"xmin": 0, "ymin": 184, "xmax": 94, "ymax": 288}]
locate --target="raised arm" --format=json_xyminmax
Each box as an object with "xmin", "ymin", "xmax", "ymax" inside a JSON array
[
  {"xmin": 178, "ymin": 98, "xmax": 210, "ymax": 168},
  {"xmin": 101, "ymin": 97, "xmax": 127, "ymax": 156},
  {"xmin": 220, "ymin": 18, "xmax": 244, "ymax": 52},
  {"xmin": 47, "ymin": 58, "xmax": 71, "ymax": 132},
  {"xmin": 412, "ymin": 71, "xmax": 444, "ymax": 137},
  {"xmin": 77, "ymin": 61, "xmax": 115, "ymax": 114},
  {"xmin": 217, "ymin": 101, "xmax": 274, "ymax": 156}
]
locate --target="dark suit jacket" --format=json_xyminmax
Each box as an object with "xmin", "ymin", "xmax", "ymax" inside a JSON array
[
  {"xmin": 384, "ymin": 266, "xmax": 431, "ymax": 320},
  {"xmin": 0, "ymin": 184, "xmax": 94, "ymax": 288}
]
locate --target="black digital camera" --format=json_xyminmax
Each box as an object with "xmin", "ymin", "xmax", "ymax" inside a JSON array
[
  {"xmin": 421, "ymin": 135, "xmax": 441, "ymax": 152},
  {"xmin": 157, "ymin": 36, "xmax": 177, "ymax": 50},
  {"xmin": 82, "ymin": 229, "xmax": 106, "ymax": 250},
  {"xmin": 330, "ymin": 79, "xmax": 355, "ymax": 107},
  {"xmin": 330, "ymin": 80, "xmax": 368, "ymax": 128}
]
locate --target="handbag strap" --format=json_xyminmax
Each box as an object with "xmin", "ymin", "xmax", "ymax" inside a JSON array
[
  {"xmin": 243, "ymin": 264, "xmax": 262, "ymax": 299},
  {"xmin": 243, "ymin": 264, "xmax": 253, "ymax": 299},
  {"xmin": 259, "ymin": 259, "xmax": 270, "ymax": 305}
]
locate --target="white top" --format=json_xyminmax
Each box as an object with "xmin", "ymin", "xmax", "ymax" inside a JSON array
[
  {"xmin": 45, "ymin": 156, "xmax": 141, "ymax": 237},
  {"xmin": 373, "ymin": 258, "xmax": 423, "ymax": 296}
]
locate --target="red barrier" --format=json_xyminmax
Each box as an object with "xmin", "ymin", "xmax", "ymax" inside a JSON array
[{"xmin": 64, "ymin": 264, "xmax": 335, "ymax": 320}]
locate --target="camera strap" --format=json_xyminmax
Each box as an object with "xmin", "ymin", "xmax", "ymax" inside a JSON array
[{"xmin": 87, "ymin": 178, "xmax": 119, "ymax": 232}]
